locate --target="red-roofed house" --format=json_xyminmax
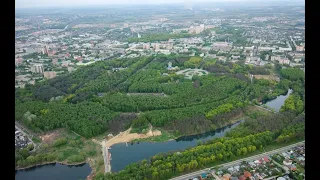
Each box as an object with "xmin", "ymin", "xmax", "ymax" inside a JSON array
[
  {"xmin": 15, "ymin": 58, "xmax": 23, "ymax": 66},
  {"xmin": 263, "ymin": 156, "xmax": 270, "ymax": 163},
  {"xmin": 244, "ymin": 171, "xmax": 251, "ymax": 178},
  {"xmin": 238, "ymin": 175, "xmax": 246, "ymax": 180},
  {"xmin": 65, "ymin": 53, "xmax": 70, "ymax": 58},
  {"xmin": 48, "ymin": 50, "xmax": 56, "ymax": 57},
  {"xmin": 76, "ymin": 56, "xmax": 83, "ymax": 61},
  {"xmin": 290, "ymin": 164, "xmax": 297, "ymax": 171}
]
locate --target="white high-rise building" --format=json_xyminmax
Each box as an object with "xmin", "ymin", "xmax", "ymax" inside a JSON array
[
  {"xmin": 154, "ymin": 43, "xmax": 160, "ymax": 50},
  {"xmin": 200, "ymin": 24, "xmax": 205, "ymax": 30}
]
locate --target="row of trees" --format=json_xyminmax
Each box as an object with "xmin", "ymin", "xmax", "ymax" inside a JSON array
[
  {"xmin": 280, "ymin": 94, "xmax": 304, "ymax": 114},
  {"xmin": 280, "ymin": 68, "xmax": 305, "ymax": 81},
  {"xmin": 225, "ymin": 111, "xmax": 305, "ymax": 138},
  {"xmin": 276, "ymin": 122, "xmax": 305, "ymax": 143}
]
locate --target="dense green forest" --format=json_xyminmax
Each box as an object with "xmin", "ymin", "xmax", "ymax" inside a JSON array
[{"xmin": 15, "ymin": 55, "xmax": 304, "ymax": 138}]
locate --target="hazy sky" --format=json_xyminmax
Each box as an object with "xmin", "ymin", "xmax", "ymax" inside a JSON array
[{"xmin": 15, "ymin": 0, "xmax": 303, "ymax": 8}]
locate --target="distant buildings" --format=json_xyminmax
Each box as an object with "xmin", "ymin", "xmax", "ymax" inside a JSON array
[
  {"xmin": 154, "ymin": 43, "xmax": 160, "ymax": 51},
  {"xmin": 189, "ymin": 24, "xmax": 205, "ymax": 34},
  {"xmin": 212, "ymin": 42, "xmax": 232, "ymax": 51},
  {"xmin": 296, "ymin": 45, "xmax": 304, "ymax": 52},
  {"xmin": 31, "ymin": 64, "xmax": 44, "ymax": 74},
  {"xmin": 15, "ymin": 58, "xmax": 23, "ymax": 66},
  {"xmin": 43, "ymin": 71, "xmax": 57, "ymax": 79},
  {"xmin": 271, "ymin": 56, "xmax": 281, "ymax": 62},
  {"xmin": 279, "ymin": 58, "xmax": 290, "ymax": 65},
  {"xmin": 279, "ymin": 47, "xmax": 292, "ymax": 52},
  {"xmin": 259, "ymin": 47, "xmax": 276, "ymax": 51},
  {"xmin": 52, "ymin": 58, "xmax": 58, "ymax": 65},
  {"xmin": 42, "ymin": 46, "xmax": 48, "ymax": 54},
  {"xmin": 143, "ymin": 43, "xmax": 150, "ymax": 50}
]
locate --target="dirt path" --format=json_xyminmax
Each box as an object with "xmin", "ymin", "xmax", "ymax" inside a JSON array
[{"xmin": 105, "ymin": 127, "xmax": 161, "ymax": 147}]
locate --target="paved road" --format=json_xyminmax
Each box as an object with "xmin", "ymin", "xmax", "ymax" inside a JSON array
[
  {"xmin": 102, "ymin": 143, "xmax": 109, "ymax": 173},
  {"xmin": 169, "ymin": 141, "xmax": 304, "ymax": 180},
  {"xmin": 15, "ymin": 124, "xmax": 36, "ymax": 152}
]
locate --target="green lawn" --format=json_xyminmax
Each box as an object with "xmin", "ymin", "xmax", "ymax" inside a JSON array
[{"xmin": 264, "ymin": 139, "xmax": 304, "ymax": 151}]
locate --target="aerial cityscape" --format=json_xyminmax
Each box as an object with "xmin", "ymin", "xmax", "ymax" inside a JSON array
[{"xmin": 15, "ymin": 1, "xmax": 305, "ymax": 180}]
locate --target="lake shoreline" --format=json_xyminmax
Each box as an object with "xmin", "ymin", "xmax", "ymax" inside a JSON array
[
  {"xmin": 131, "ymin": 119, "xmax": 244, "ymax": 144},
  {"xmin": 15, "ymin": 160, "xmax": 87, "ymax": 171},
  {"xmin": 16, "ymin": 158, "xmax": 97, "ymax": 180}
]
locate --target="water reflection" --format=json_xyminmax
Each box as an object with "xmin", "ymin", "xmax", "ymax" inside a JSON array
[{"xmin": 110, "ymin": 120, "xmax": 243, "ymax": 172}]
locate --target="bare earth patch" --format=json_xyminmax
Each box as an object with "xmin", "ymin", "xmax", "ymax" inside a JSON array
[
  {"xmin": 105, "ymin": 127, "xmax": 162, "ymax": 147},
  {"xmin": 39, "ymin": 129, "xmax": 63, "ymax": 144}
]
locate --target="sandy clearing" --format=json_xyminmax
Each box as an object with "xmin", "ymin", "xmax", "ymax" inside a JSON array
[
  {"xmin": 39, "ymin": 129, "xmax": 63, "ymax": 144},
  {"xmin": 105, "ymin": 128, "xmax": 162, "ymax": 147}
]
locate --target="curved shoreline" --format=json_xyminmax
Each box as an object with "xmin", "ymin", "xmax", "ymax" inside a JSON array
[
  {"xmin": 15, "ymin": 119, "xmax": 245, "ymax": 177},
  {"xmin": 16, "ymin": 158, "xmax": 97, "ymax": 180},
  {"xmin": 131, "ymin": 119, "xmax": 244, "ymax": 144},
  {"xmin": 15, "ymin": 160, "xmax": 88, "ymax": 171}
]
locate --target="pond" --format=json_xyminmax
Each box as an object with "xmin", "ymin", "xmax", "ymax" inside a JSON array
[
  {"xmin": 264, "ymin": 89, "xmax": 293, "ymax": 112},
  {"xmin": 15, "ymin": 163, "xmax": 92, "ymax": 180}
]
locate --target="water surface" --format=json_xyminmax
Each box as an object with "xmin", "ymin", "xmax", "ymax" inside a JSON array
[
  {"xmin": 15, "ymin": 163, "xmax": 91, "ymax": 180},
  {"xmin": 265, "ymin": 89, "xmax": 292, "ymax": 112},
  {"xmin": 110, "ymin": 121, "xmax": 242, "ymax": 172}
]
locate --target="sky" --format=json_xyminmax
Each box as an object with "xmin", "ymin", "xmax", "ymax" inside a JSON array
[{"xmin": 15, "ymin": 0, "xmax": 304, "ymax": 8}]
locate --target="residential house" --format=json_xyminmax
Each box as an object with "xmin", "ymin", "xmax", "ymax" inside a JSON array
[
  {"xmin": 244, "ymin": 171, "xmax": 252, "ymax": 179},
  {"xmin": 263, "ymin": 156, "xmax": 270, "ymax": 163},
  {"xmin": 222, "ymin": 174, "xmax": 232, "ymax": 180},
  {"xmin": 283, "ymin": 158, "xmax": 292, "ymax": 166},
  {"xmin": 290, "ymin": 164, "xmax": 297, "ymax": 171},
  {"xmin": 238, "ymin": 175, "xmax": 246, "ymax": 180}
]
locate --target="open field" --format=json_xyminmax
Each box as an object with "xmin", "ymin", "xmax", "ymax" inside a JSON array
[{"xmin": 254, "ymin": 74, "xmax": 280, "ymax": 82}]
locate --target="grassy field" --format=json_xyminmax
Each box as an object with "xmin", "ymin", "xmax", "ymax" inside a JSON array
[
  {"xmin": 18, "ymin": 128, "xmax": 105, "ymax": 175},
  {"xmin": 253, "ymin": 75, "xmax": 279, "ymax": 82},
  {"xmin": 243, "ymin": 105, "xmax": 273, "ymax": 118},
  {"xmin": 264, "ymin": 139, "xmax": 304, "ymax": 152},
  {"xmin": 203, "ymin": 58, "xmax": 217, "ymax": 67},
  {"xmin": 185, "ymin": 56, "xmax": 203, "ymax": 68},
  {"xmin": 189, "ymin": 57, "xmax": 202, "ymax": 64}
]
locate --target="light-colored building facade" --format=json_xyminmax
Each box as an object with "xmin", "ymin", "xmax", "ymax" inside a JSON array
[
  {"xmin": 43, "ymin": 71, "xmax": 57, "ymax": 79},
  {"xmin": 31, "ymin": 64, "xmax": 44, "ymax": 74}
]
